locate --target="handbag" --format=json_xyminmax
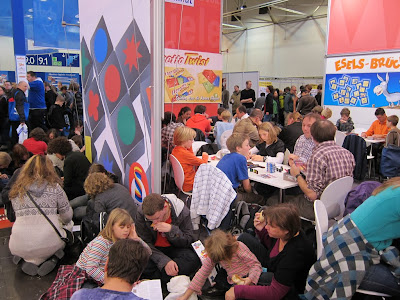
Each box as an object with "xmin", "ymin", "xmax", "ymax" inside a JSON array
[{"xmin": 26, "ymin": 191, "xmax": 74, "ymax": 246}]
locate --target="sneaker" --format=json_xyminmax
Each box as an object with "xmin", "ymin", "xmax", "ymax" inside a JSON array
[
  {"xmin": 37, "ymin": 257, "xmax": 58, "ymax": 277},
  {"xmin": 21, "ymin": 261, "xmax": 39, "ymax": 276},
  {"xmin": 12, "ymin": 255, "xmax": 22, "ymax": 265}
]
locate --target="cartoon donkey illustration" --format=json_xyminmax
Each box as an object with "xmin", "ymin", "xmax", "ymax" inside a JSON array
[{"xmin": 373, "ymin": 73, "xmax": 400, "ymax": 106}]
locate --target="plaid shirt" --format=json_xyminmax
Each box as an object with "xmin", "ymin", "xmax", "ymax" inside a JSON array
[
  {"xmin": 305, "ymin": 215, "xmax": 380, "ymax": 299},
  {"xmin": 306, "ymin": 141, "xmax": 355, "ymax": 200},
  {"xmin": 40, "ymin": 265, "xmax": 99, "ymax": 300},
  {"xmin": 161, "ymin": 122, "xmax": 184, "ymax": 150},
  {"xmin": 293, "ymin": 134, "xmax": 315, "ymax": 163},
  {"xmin": 188, "ymin": 242, "xmax": 262, "ymax": 294}
]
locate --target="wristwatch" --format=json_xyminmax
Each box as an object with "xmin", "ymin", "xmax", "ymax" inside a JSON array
[{"xmin": 295, "ymin": 173, "xmax": 304, "ymax": 180}]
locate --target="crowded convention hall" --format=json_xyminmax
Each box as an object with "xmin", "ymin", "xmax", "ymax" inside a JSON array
[{"xmin": 0, "ymin": 0, "xmax": 399, "ymax": 299}]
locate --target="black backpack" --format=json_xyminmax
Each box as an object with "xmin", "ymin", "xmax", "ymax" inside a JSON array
[{"xmin": 230, "ymin": 201, "xmax": 264, "ymax": 236}]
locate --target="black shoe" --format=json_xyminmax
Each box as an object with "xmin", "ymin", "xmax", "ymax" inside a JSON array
[{"xmin": 202, "ymin": 285, "xmax": 228, "ymax": 297}]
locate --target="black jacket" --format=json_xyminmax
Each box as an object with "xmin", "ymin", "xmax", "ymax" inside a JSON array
[
  {"xmin": 279, "ymin": 122, "xmax": 303, "ymax": 153},
  {"xmin": 48, "ymin": 104, "xmax": 66, "ymax": 130},
  {"xmin": 342, "ymin": 134, "xmax": 367, "ymax": 180},
  {"xmin": 63, "ymin": 151, "xmax": 91, "ymax": 199},
  {"xmin": 14, "ymin": 88, "xmax": 28, "ymax": 122},
  {"xmin": 264, "ymin": 92, "xmax": 274, "ymax": 114}
]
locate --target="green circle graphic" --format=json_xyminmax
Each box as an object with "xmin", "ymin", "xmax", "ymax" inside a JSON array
[{"xmin": 118, "ymin": 106, "xmax": 136, "ymax": 145}]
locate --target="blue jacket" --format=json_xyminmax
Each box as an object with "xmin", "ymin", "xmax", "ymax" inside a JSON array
[{"xmin": 28, "ymin": 78, "xmax": 46, "ymax": 109}]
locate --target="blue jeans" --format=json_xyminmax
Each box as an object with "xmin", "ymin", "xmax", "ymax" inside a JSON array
[{"xmin": 358, "ymin": 263, "xmax": 400, "ymax": 296}]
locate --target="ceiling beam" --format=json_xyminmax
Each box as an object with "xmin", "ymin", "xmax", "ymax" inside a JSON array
[{"xmin": 223, "ymin": 0, "xmax": 288, "ymax": 17}]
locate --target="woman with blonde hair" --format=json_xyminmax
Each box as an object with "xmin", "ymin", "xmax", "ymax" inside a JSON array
[
  {"xmin": 177, "ymin": 230, "xmax": 262, "ymax": 300},
  {"xmin": 250, "ymin": 122, "xmax": 285, "ymax": 163},
  {"xmin": 9, "ymin": 155, "xmax": 73, "ymax": 276},
  {"xmin": 171, "ymin": 126, "xmax": 208, "ymax": 192}
]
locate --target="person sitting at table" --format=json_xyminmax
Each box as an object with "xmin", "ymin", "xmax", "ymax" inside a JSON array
[
  {"xmin": 176, "ymin": 106, "xmax": 191, "ymax": 125},
  {"xmin": 278, "ymin": 112, "xmax": 303, "ymax": 153},
  {"xmin": 171, "ymin": 126, "xmax": 208, "ymax": 193},
  {"xmin": 385, "ymin": 115, "xmax": 400, "ymax": 147},
  {"xmin": 361, "ymin": 108, "xmax": 389, "ymax": 174},
  {"xmin": 226, "ymin": 203, "xmax": 316, "ymax": 300},
  {"xmin": 233, "ymin": 105, "xmax": 249, "ymax": 122},
  {"xmin": 217, "ymin": 133, "xmax": 264, "ymax": 205},
  {"xmin": 186, "ymin": 105, "xmax": 212, "ymax": 135},
  {"xmin": 209, "ymin": 107, "xmax": 225, "ymax": 126},
  {"xmin": 288, "ymin": 113, "xmax": 320, "ymax": 164},
  {"xmin": 321, "ymin": 107, "xmax": 332, "ymax": 120},
  {"xmin": 214, "ymin": 110, "xmax": 234, "ymax": 149},
  {"xmin": 336, "ymin": 107, "xmax": 354, "ymax": 133},
  {"xmin": 361, "ymin": 108, "xmax": 389, "ymax": 139},
  {"xmin": 233, "ymin": 109, "xmax": 263, "ymax": 147},
  {"xmin": 269, "ymin": 120, "xmax": 355, "ymax": 220},
  {"xmin": 250, "ymin": 122, "xmax": 285, "ymax": 164}
]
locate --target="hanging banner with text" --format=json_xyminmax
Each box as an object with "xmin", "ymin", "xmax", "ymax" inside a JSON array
[
  {"xmin": 324, "ymin": 53, "xmax": 400, "ymax": 108},
  {"xmin": 164, "ymin": 48, "xmax": 222, "ymax": 103}
]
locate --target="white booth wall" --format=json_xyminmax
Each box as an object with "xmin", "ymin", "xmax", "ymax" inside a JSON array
[{"xmin": 222, "ymin": 17, "xmax": 327, "ymax": 78}]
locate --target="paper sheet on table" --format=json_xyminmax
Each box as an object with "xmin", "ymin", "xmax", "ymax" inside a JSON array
[{"xmin": 132, "ymin": 279, "xmax": 163, "ymax": 300}]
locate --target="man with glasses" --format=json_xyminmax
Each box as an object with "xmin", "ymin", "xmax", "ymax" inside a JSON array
[{"xmin": 136, "ymin": 193, "xmax": 200, "ymax": 283}]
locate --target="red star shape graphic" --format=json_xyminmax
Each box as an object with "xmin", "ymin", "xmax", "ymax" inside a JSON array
[
  {"xmin": 123, "ymin": 35, "xmax": 142, "ymax": 72},
  {"xmin": 88, "ymin": 90, "xmax": 99, "ymax": 121}
]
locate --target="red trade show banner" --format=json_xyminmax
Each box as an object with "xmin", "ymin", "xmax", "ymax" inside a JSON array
[
  {"xmin": 165, "ymin": 0, "xmax": 221, "ymax": 54},
  {"xmin": 164, "ymin": 0, "xmax": 222, "ymax": 115},
  {"xmin": 328, "ymin": 0, "xmax": 400, "ymax": 55}
]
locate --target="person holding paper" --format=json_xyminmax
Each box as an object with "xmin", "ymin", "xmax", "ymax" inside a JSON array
[
  {"xmin": 177, "ymin": 230, "xmax": 262, "ymax": 300},
  {"xmin": 71, "ymin": 239, "xmax": 150, "ymax": 300}
]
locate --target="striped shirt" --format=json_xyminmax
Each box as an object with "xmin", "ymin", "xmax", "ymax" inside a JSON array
[
  {"xmin": 76, "ymin": 235, "xmax": 152, "ymax": 284},
  {"xmin": 188, "ymin": 242, "xmax": 262, "ymax": 294},
  {"xmin": 306, "ymin": 141, "xmax": 355, "ymax": 200},
  {"xmin": 293, "ymin": 134, "xmax": 315, "ymax": 163},
  {"xmin": 76, "ymin": 236, "xmax": 112, "ymax": 283}
]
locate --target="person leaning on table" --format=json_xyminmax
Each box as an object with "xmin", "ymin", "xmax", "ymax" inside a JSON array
[{"xmin": 267, "ymin": 120, "xmax": 355, "ymax": 220}]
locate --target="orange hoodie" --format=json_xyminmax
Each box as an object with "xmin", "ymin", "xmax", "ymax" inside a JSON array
[
  {"xmin": 186, "ymin": 114, "xmax": 212, "ymax": 134},
  {"xmin": 171, "ymin": 146, "xmax": 208, "ymax": 192}
]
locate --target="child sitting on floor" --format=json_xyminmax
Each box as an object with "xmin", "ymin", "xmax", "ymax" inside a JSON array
[
  {"xmin": 40, "ymin": 208, "xmax": 151, "ymax": 300},
  {"xmin": 171, "ymin": 126, "xmax": 208, "ymax": 192},
  {"xmin": 177, "ymin": 230, "xmax": 262, "ymax": 300}
]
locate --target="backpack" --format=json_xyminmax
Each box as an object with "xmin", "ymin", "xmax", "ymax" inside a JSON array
[
  {"xmin": 230, "ymin": 201, "xmax": 264, "ymax": 236},
  {"xmin": 8, "ymin": 90, "xmax": 29, "ymax": 122},
  {"xmin": 380, "ymin": 144, "xmax": 400, "ymax": 178}
]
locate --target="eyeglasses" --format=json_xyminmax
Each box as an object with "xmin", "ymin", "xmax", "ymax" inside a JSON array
[{"xmin": 144, "ymin": 204, "xmax": 168, "ymax": 222}]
